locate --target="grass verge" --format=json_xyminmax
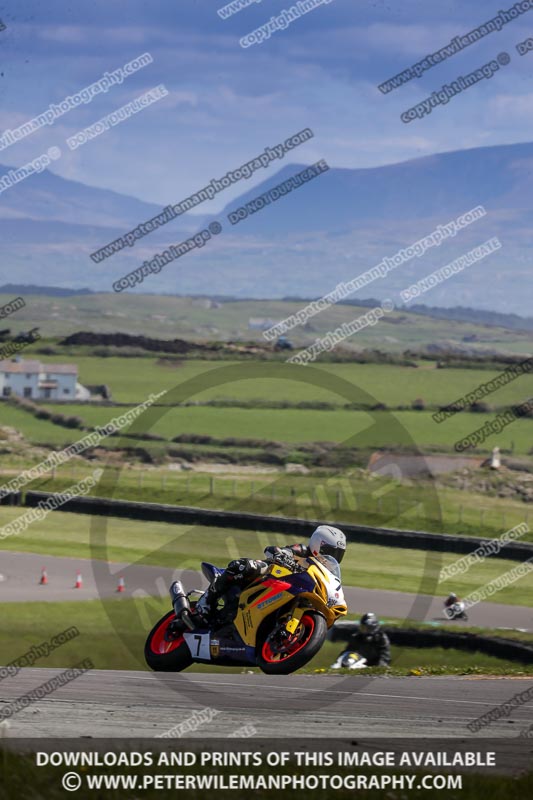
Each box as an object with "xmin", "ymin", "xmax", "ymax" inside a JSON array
[{"xmin": 0, "ymin": 599, "xmax": 530, "ymax": 675}]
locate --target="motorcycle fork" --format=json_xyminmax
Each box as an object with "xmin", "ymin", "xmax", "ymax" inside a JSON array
[{"xmin": 284, "ymin": 604, "xmax": 305, "ymax": 635}]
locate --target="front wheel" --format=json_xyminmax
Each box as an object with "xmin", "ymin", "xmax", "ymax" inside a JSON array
[
  {"xmin": 145, "ymin": 610, "xmax": 192, "ymax": 672},
  {"xmin": 257, "ymin": 611, "xmax": 327, "ymax": 675}
]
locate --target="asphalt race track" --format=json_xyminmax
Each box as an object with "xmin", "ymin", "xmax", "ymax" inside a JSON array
[
  {"xmin": 1, "ymin": 669, "xmax": 533, "ymax": 739},
  {"xmin": 1, "ymin": 551, "xmax": 531, "ymax": 631}
]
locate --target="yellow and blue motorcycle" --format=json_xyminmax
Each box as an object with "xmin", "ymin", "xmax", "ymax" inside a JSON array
[{"xmin": 145, "ymin": 554, "xmax": 347, "ymax": 675}]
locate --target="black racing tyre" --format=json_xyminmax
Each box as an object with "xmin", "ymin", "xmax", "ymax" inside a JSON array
[
  {"xmin": 144, "ymin": 610, "xmax": 193, "ymax": 672},
  {"xmin": 257, "ymin": 611, "xmax": 327, "ymax": 675}
]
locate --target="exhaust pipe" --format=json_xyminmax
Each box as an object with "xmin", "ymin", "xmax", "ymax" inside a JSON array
[{"xmin": 169, "ymin": 580, "xmax": 195, "ymax": 631}]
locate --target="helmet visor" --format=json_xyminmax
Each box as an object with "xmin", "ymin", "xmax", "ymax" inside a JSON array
[
  {"xmin": 320, "ymin": 543, "xmax": 346, "ymax": 564},
  {"xmin": 360, "ymin": 622, "xmax": 378, "ymax": 634}
]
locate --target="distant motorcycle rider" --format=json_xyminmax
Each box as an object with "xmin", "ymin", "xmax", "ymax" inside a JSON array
[
  {"xmin": 443, "ymin": 592, "xmax": 468, "ymax": 620},
  {"xmin": 194, "ymin": 525, "xmax": 347, "ymax": 623},
  {"xmin": 332, "ymin": 612, "xmax": 391, "ymax": 668},
  {"xmin": 444, "ymin": 592, "xmax": 460, "ymax": 609}
]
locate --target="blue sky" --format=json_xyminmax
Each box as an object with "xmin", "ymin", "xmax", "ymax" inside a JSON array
[{"xmin": 0, "ymin": 0, "xmax": 532, "ymax": 208}]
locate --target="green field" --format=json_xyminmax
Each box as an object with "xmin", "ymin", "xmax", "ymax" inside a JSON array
[
  {"xmin": 41, "ymin": 401, "xmax": 533, "ymax": 455},
  {"xmin": 32, "ymin": 355, "xmax": 533, "ymax": 409},
  {"xmin": 0, "ymin": 404, "xmax": 75, "ymax": 446},
  {"xmin": 4, "ymin": 397, "xmax": 533, "ymax": 456},
  {"xmin": 3, "ymin": 353, "xmax": 531, "ymax": 459},
  {"xmin": 1, "ymin": 318, "xmax": 532, "ymax": 596},
  {"xmin": 5, "ymin": 462, "xmax": 530, "ymax": 539},
  {"xmin": 1, "ymin": 440, "xmax": 533, "ymax": 541},
  {"xmin": 1, "ymin": 510, "xmax": 532, "ymax": 606}
]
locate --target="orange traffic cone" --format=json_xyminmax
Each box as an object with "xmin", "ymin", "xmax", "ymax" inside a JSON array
[
  {"xmin": 39, "ymin": 567, "xmax": 48, "ymax": 586},
  {"xmin": 74, "ymin": 571, "xmax": 83, "ymax": 589},
  {"xmin": 116, "ymin": 576, "xmax": 125, "ymax": 593}
]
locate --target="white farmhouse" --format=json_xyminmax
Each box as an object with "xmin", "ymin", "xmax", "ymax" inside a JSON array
[{"xmin": 0, "ymin": 358, "xmax": 90, "ymax": 401}]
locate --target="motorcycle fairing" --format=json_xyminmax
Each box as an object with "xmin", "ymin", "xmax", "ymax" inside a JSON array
[
  {"xmin": 187, "ymin": 557, "xmax": 347, "ymax": 658},
  {"xmin": 182, "ymin": 629, "xmax": 255, "ymax": 666},
  {"xmin": 233, "ymin": 557, "xmax": 346, "ymax": 647}
]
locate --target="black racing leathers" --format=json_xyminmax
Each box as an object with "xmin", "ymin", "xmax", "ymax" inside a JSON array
[{"xmin": 346, "ymin": 630, "xmax": 391, "ymax": 667}]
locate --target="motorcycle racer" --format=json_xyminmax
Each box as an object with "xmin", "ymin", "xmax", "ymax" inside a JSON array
[
  {"xmin": 443, "ymin": 592, "xmax": 468, "ymax": 620},
  {"xmin": 194, "ymin": 524, "xmax": 347, "ymax": 624},
  {"xmin": 146, "ymin": 526, "xmax": 348, "ymax": 674},
  {"xmin": 331, "ymin": 612, "xmax": 391, "ymax": 668},
  {"xmin": 444, "ymin": 592, "xmax": 460, "ymax": 608}
]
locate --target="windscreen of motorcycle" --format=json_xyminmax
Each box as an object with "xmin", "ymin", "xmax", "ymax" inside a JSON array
[
  {"xmin": 317, "ymin": 555, "xmax": 345, "ymax": 606},
  {"xmin": 319, "ymin": 554, "xmax": 341, "ymax": 579}
]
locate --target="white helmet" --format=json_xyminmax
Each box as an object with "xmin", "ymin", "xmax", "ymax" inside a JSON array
[{"xmin": 309, "ymin": 525, "xmax": 346, "ymax": 564}]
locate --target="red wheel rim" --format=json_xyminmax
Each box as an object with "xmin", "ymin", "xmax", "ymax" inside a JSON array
[
  {"xmin": 150, "ymin": 613, "xmax": 185, "ymax": 655},
  {"xmin": 261, "ymin": 614, "xmax": 315, "ymax": 663}
]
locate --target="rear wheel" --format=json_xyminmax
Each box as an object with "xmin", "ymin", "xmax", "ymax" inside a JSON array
[
  {"xmin": 144, "ymin": 610, "xmax": 192, "ymax": 672},
  {"xmin": 257, "ymin": 611, "xmax": 327, "ymax": 675}
]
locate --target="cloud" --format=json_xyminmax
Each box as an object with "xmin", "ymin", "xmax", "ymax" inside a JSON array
[
  {"xmin": 37, "ymin": 25, "xmax": 90, "ymax": 44},
  {"xmin": 489, "ymin": 92, "xmax": 533, "ymax": 122},
  {"xmin": 342, "ymin": 22, "xmax": 463, "ymax": 57}
]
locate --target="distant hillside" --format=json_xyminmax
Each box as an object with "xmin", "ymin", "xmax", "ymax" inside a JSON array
[
  {"xmin": 1, "ymin": 285, "xmax": 533, "ymax": 334},
  {"xmin": 0, "ymin": 141, "xmax": 532, "ymax": 312},
  {"xmin": 0, "ymin": 284, "xmax": 93, "ymax": 297},
  {"xmin": 404, "ymin": 304, "xmax": 533, "ymax": 333},
  {"xmin": 0, "ymin": 292, "xmax": 530, "ymax": 356}
]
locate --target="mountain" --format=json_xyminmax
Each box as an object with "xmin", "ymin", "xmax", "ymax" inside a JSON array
[
  {"xmin": 0, "ymin": 141, "xmax": 532, "ymax": 314},
  {"xmin": 0, "ymin": 284, "xmax": 93, "ymax": 297},
  {"xmin": 0, "ymin": 163, "xmax": 162, "ymax": 227}
]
